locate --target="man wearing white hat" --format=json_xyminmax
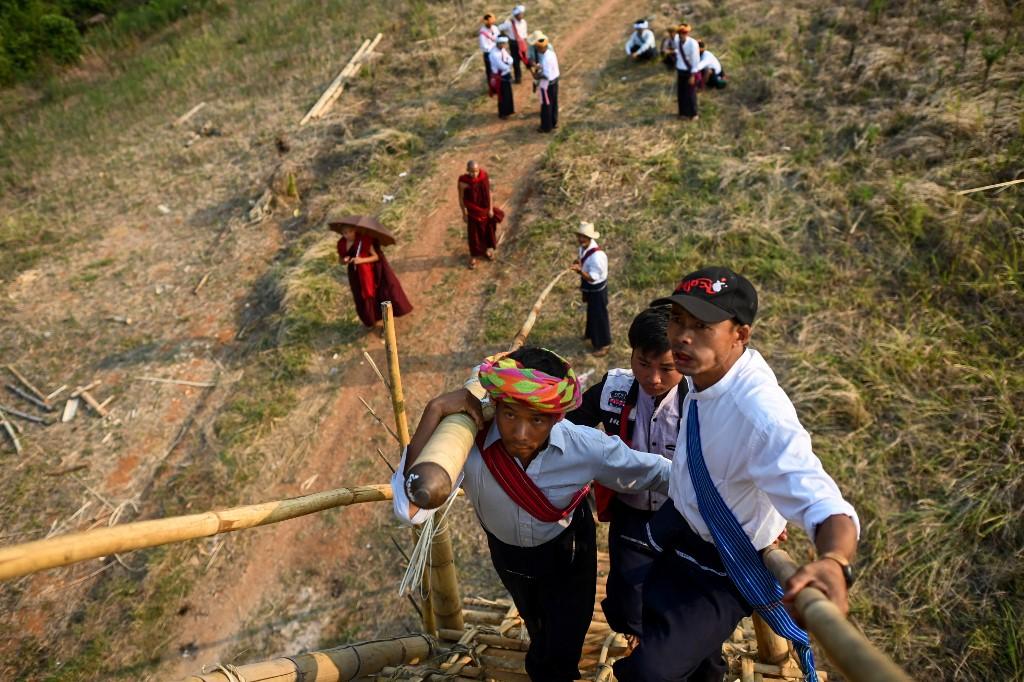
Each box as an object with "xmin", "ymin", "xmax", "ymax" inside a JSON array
[
  {"xmin": 498, "ymin": 5, "xmax": 529, "ymax": 83},
  {"xmin": 489, "ymin": 36, "xmax": 515, "ymax": 118},
  {"xmin": 625, "ymin": 19, "xmax": 657, "ymax": 61},
  {"xmin": 571, "ymin": 222, "xmax": 612, "ymax": 356}
]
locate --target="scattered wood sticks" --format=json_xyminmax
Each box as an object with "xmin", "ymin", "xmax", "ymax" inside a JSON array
[{"xmin": 300, "ymin": 33, "xmax": 383, "ymax": 125}]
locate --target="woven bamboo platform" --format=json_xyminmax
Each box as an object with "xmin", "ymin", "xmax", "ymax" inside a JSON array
[{"xmin": 373, "ymin": 552, "xmax": 827, "ymax": 682}]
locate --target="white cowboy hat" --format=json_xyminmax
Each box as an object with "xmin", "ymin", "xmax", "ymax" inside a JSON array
[{"xmin": 575, "ymin": 221, "xmax": 600, "ymax": 240}]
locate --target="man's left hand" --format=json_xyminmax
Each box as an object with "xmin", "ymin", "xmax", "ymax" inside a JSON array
[{"xmin": 782, "ymin": 558, "xmax": 849, "ymax": 624}]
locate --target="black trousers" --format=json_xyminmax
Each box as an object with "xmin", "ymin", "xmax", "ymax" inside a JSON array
[
  {"xmin": 629, "ymin": 45, "xmax": 657, "ymax": 61},
  {"xmin": 486, "ymin": 507, "xmax": 597, "ymax": 682},
  {"xmin": 511, "ymin": 43, "xmax": 523, "ymax": 82},
  {"xmin": 602, "ymin": 497, "xmax": 656, "ymax": 637},
  {"xmin": 583, "ymin": 284, "xmax": 611, "ymax": 349},
  {"xmin": 613, "ymin": 502, "xmax": 752, "ymax": 682},
  {"xmin": 540, "ymin": 78, "xmax": 559, "ymax": 131},
  {"xmin": 498, "ymin": 74, "xmax": 515, "ymax": 118},
  {"xmin": 676, "ymin": 68, "xmax": 698, "ymax": 118},
  {"xmin": 483, "ymin": 51, "xmax": 493, "ymax": 85}
]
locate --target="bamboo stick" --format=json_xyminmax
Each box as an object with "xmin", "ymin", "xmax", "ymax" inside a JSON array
[
  {"xmin": 0, "ymin": 403, "xmax": 51, "ymax": 425},
  {"xmin": 955, "ymin": 177, "xmax": 1024, "ymax": 195},
  {"xmin": 303, "ymin": 38, "xmax": 370, "ymax": 121},
  {"xmin": 762, "ymin": 547, "xmax": 912, "ymax": 682},
  {"xmin": 753, "ymin": 612, "xmax": 790, "ymax": 664},
  {"xmin": 312, "ymin": 32, "xmax": 384, "ymax": 120},
  {"xmin": 382, "ymin": 302, "xmax": 411, "ymax": 447},
  {"xmin": 5, "ymin": 384, "xmax": 55, "ymax": 412},
  {"xmin": 5, "ymin": 365, "xmax": 48, "ymax": 404},
  {"xmin": 0, "ymin": 411, "xmax": 21, "ymax": 454},
  {"xmin": 79, "ymin": 390, "xmax": 109, "ymax": 418},
  {"xmin": 187, "ymin": 633, "xmax": 436, "ymax": 682},
  {"xmin": 136, "ymin": 376, "xmax": 217, "ymax": 388},
  {"xmin": 508, "ymin": 268, "xmax": 573, "ymax": 352},
  {"xmin": 0, "ymin": 484, "xmax": 392, "ymax": 582}
]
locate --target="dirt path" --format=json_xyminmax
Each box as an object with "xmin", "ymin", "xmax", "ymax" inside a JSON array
[{"xmin": 163, "ymin": 0, "xmax": 635, "ymax": 675}]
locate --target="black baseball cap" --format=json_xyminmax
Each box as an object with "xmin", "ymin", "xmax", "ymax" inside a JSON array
[{"xmin": 650, "ymin": 267, "xmax": 758, "ymax": 325}]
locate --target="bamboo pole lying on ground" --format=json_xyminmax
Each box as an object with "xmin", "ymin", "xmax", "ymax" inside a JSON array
[
  {"xmin": 0, "ymin": 484, "xmax": 392, "ymax": 582},
  {"xmin": 762, "ymin": 547, "xmax": 912, "ymax": 682},
  {"xmin": 383, "ymin": 301, "xmax": 464, "ymax": 634},
  {"xmin": 188, "ymin": 633, "xmax": 436, "ymax": 682},
  {"xmin": 300, "ymin": 33, "xmax": 383, "ymax": 125}
]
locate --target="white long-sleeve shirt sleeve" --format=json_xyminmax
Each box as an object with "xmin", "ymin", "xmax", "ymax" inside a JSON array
[
  {"xmin": 625, "ymin": 30, "xmax": 656, "ymax": 55},
  {"xmin": 696, "ymin": 51, "xmax": 722, "ymax": 74},
  {"xmin": 478, "ymin": 26, "xmax": 497, "ymax": 53},
  {"xmin": 391, "ymin": 447, "xmax": 463, "ymax": 525}
]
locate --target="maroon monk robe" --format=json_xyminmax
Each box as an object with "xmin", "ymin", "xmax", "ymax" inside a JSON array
[
  {"xmin": 460, "ymin": 169, "xmax": 503, "ymax": 258},
  {"xmin": 337, "ymin": 235, "xmax": 413, "ymax": 327}
]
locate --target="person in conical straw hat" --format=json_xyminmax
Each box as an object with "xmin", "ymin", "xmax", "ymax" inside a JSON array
[
  {"xmin": 570, "ymin": 221, "xmax": 612, "ymax": 356},
  {"xmin": 392, "ymin": 346, "xmax": 670, "ymax": 681}
]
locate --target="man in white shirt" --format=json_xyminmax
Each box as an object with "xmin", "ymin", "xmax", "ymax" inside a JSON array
[
  {"xmin": 392, "ymin": 347, "xmax": 671, "ymax": 682},
  {"xmin": 567, "ymin": 306, "xmax": 684, "ymax": 641},
  {"xmin": 497, "ymin": 5, "xmax": 529, "ymax": 83},
  {"xmin": 625, "ymin": 19, "xmax": 657, "ymax": 61},
  {"xmin": 489, "ymin": 36, "xmax": 515, "ymax": 118},
  {"xmin": 613, "ymin": 267, "xmax": 860, "ymax": 682},
  {"xmin": 532, "ymin": 32, "xmax": 559, "ymax": 132},
  {"xmin": 479, "ymin": 13, "xmax": 499, "ymax": 86},
  {"xmin": 570, "ymin": 221, "xmax": 611, "ymax": 355},
  {"xmin": 696, "ymin": 39, "xmax": 726, "ymax": 89},
  {"xmin": 672, "ymin": 23, "xmax": 701, "ymax": 119}
]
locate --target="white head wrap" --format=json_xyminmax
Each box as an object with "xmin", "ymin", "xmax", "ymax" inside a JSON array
[
  {"xmin": 513, "ymin": 5, "xmax": 525, "ymax": 15},
  {"xmin": 497, "ymin": 35, "xmax": 510, "ymax": 44},
  {"xmin": 634, "ymin": 20, "xmax": 649, "ymax": 29}
]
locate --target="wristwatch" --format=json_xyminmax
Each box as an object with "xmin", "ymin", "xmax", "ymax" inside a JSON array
[{"xmin": 819, "ymin": 551, "xmax": 855, "ymax": 588}]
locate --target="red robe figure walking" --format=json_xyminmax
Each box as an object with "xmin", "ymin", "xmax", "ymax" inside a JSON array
[
  {"xmin": 458, "ymin": 160, "xmax": 504, "ymax": 269},
  {"xmin": 336, "ymin": 225, "xmax": 413, "ymax": 332}
]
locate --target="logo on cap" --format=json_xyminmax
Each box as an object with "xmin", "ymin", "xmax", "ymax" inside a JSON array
[{"xmin": 677, "ymin": 277, "xmax": 729, "ymax": 296}]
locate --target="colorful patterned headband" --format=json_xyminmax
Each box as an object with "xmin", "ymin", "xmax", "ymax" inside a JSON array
[{"xmin": 478, "ymin": 350, "xmax": 582, "ymax": 414}]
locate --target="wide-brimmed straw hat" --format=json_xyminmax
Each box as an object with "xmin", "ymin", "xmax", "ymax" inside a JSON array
[
  {"xmin": 575, "ymin": 221, "xmax": 600, "ymax": 240},
  {"xmin": 528, "ymin": 30, "xmax": 548, "ymax": 45}
]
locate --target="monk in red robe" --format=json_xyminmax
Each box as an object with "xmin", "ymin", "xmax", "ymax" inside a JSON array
[
  {"xmin": 337, "ymin": 227, "xmax": 413, "ymax": 332},
  {"xmin": 458, "ymin": 160, "xmax": 504, "ymax": 269}
]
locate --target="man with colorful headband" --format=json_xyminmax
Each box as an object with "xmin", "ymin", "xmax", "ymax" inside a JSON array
[
  {"xmin": 612, "ymin": 267, "xmax": 860, "ymax": 682},
  {"xmin": 392, "ymin": 346, "xmax": 671, "ymax": 682}
]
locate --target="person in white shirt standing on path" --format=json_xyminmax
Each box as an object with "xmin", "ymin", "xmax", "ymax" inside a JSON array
[
  {"xmin": 614, "ymin": 267, "xmax": 861, "ymax": 682},
  {"xmin": 479, "ymin": 13, "xmax": 500, "ymax": 87},
  {"xmin": 672, "ymin": 23, "xmax": 701, "ymax": 119},
  {"xmin": 532, "ymin": 32, "xmax": 560, "ymax": 132},
  {"xmin": 625, "ymin": 19, "xmax": 657, "ymax": 61},
  {"xmin": 570, "ymin": 221, "xmax": 612, "ymax": 356},
  {"xmin": 498, "ymin": 5, "xmax": 529, "ymax": 83},
  {"xmin": 489, "ymin": 36, "xmax": 515, "ymax": 118}
]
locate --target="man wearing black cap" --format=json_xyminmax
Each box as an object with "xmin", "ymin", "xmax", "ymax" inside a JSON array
[{"xmin": 614, "ymin": 267, "xmax": 861, "ymax": 682}]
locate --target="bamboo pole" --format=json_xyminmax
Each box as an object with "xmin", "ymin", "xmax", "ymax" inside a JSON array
[
  {"xmin": 314, "ymin": 32, "xmax": 384, "ymax": 118},
  {"xmin": 752, "ymin": 612, "xmax": 790, "ymax": 664},
  {"xmin": 762, "ymin": 547, "xmax": 912, "ymax": 682},
  {"xmin": 300, "ymin": 38, "xmax": 369, "ymax": 125},
  {"xmin": 955, "ymin": 177, "xmax": 1024, "ymax": 195},
  {"xmin": 5, "ymin": 364, "xmax": 49, "ymax": 404},
  {"xmin": 508, "ymin": 268, "xmax": 573, "ymax": 352},
  {"xmin": 382, "ymin": 301, "xmax": 464, "ymax": 633},
  {"xmin": 187, "ymin": 633, "xmax": 436, "ymax": 682},
  {"xmin": 0, "ymin": 484, "xmax": 392, "ymax": 582}
]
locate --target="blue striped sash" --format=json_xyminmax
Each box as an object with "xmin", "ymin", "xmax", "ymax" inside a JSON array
[{"xmin": 686, "ymin": 401, "xmax": 818, "ymax": 682}]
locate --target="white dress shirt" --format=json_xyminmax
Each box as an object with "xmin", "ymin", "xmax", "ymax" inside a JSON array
[
  {"xmin": 623, "ymin": 379, "xmax": 681, "ymax": 511},
  {"xmin": 538, "ymin": 47, "xmax": 560, "ymax": 80},
  {"xmin": 479, "ymin": 24, "xmax": 499, "ymax": 53},
  {"xmin": 625, "ymin": 29, "xmax": 656, "ymax": 55},
  {"xmin": 578, "ymin": 239, "xmax": 608, "ymax": 286},
  {"xmin": 697, "ymin": 50, "xmax": 722, "ymax": 74},
  {"xmin": 498, "ymin": 16, "xmax": 528, "ymax": 43},
  {"xmin": 393, "ymin": 420, "xmax": 671, "ymax": 547},
  {"xmin": 669, "ymin": 349, "xmax": 860, "ymax": 548},
  {"xmin": 489, "ymin": 47, "xmax": 513, "ymax": 76},
  {"xmin": 672, "ymin": 34, "xmax": 700, "ymax": 73}
]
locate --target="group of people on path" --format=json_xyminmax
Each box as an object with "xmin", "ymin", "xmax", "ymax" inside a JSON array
[
  {"xmin": 626, "ymin": 18, "xmax": 727, "ymax": 120},
  {"xmin": 393, "ymin": 267, "xmax": 859, "ymax": 682},
  {"xmin": 479, "ymin": 7, "xmax": 560, "ymax": 132}
]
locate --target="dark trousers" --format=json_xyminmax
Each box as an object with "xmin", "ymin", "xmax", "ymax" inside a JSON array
[
  {"xmin": 705, "ymin": 69, "xmax": 727, "ymax": 89},
  {"xmin": 511, "ymin": 44, "xmax": 523, "ymax": 83},
  {"xmin": 486, "ymin": 506, "xmax": 597, "ymax": 682},
  {"xmin": 483, "ymin": 51, "xmax": 493, "ymax": 85},
  {"xmin": 540, "ymin": 78, "xmax": 559, "ymax": 131},
  {"xmin": 629, "ymin": 45, "xmax": 657, "ymax": 61},
  {"xmin": 613, "ymin": 502, "xmax": 751, "ymax": 682},
  {"xmin": 602, "ymin": 498, "xmax": 656, "ymax": 637},
  {"xmin": 498, "ymin": 74, "xmax": 515, "ymax": 118},
  {"xmin": 676, "ymin": 68, "xmax": 698, "ymax": 118},
  {"xmin": 583, "ymin": 284, "xmax": 611, "ymax": 349}
]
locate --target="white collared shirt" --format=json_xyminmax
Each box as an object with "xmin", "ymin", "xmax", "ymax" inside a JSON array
[
  {"xmin": 625, "ymin": 29, "xmax": 656, "ymax": 55},
  {"xmin": 498, "ymin": 16, "xmax": 527, "ymax": 41},
  {"xmin": 538, "ymin": 47, "xmax": 560, "ymax": 80},
  {"xmin": 578, "ymin": 239, "xmax": 608, "ymax": 285},
  {"xmin": 479, "ymin": 24, "xmax": 499, "ymax": 53},
  {"xmin": 489, "ymin": 46, "xmax": 513, "ymax": 76},
  {"xmin": 392, "ymin": 420, "xmax": 670, "ymax": 547},
  {"xmin": 621, "ymin": 380, "xmax": 681, "ymax": 511},
  {"xmin": 697, "ymin": 50, "xmax": 722, "ymax": 74},
  {"xmin": 669, "ymin": 349, "xmax": 860, "ymax": 548},
  {"xmin": 672, "ymin": 34, "xmax": 700, "ymax": 73}
]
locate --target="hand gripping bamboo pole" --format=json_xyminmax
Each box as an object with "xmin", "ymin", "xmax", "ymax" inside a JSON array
[
  {"xmin": 762, "ymin": 547, "xmax": 912, "ymax": 682},
  {"xmin": 187, "ymin": 633, "xmax": 436, "ymax": 682},
  {"xmin": 405, "ymin": 268, "xmax": 572, "ymax": 508},
  {"xmin": 383, "ymin": 302, "xmax": 464, "ymax": 633},
  {"xmin": 0, "ymin": 485, "xmax": 392, "ymax": 582}
]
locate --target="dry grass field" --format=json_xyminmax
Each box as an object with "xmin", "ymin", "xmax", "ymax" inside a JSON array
[{"xmin": 0, "ymin": 0, "xmax": 1021, "ymax": 680}]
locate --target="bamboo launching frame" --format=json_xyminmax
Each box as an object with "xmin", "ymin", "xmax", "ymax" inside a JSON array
[
  {"xmin": 383, "ymin": 301, "xmax": 464, "ymax": 633},
  {"xmin": 0, "ymin": 484, "xmax": 392, "ymax": 582},
  {"xmin": 763, "ymin": 547, "xmax": 913, "ymax": 682},
  {"xmin": 187, "ymin": 633, "xmax": 436, "ymax": 682}
]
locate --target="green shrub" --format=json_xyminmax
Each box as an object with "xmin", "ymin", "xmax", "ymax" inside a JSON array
[{"xmin": 38, "ymin": 13, "xmax": 82, "ymax": 64}]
